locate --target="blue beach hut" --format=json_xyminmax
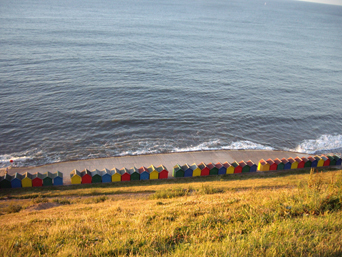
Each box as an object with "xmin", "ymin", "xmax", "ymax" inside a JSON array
[
  {"xmin": 334, "ymin": 155, "xmax": 341, "ymax": 166},
  {"xmin": 139, "ymin": 166, "xmax": 150, "ymax": 180},
  {"xmin": 281, "ymin": 158, "xmax": 292, "ymax": 170},
  {"xmin": 53, "ymin": 171, "xmax": 63, "ymax": 186},
  {"xmin": 246, "ymin": 160, "xmax": 257, "ymax": 172},
  {"xmin": 308, "ymin": 156, "xmax": 318, "ymax": 167},
  {"xmin": 101, "ymin": 168, "xmax": 112, "ymax": 183},
  {"xmin": 182, "ymin": 164, "xmax": 193, "ymax": 177},
  {"xmin": 216, "ymin": 162, "xmax": 227, "ymax": 175},
  {"xmin": 11, "ymin": 173, "xmax": 22, "ymax": 188}
]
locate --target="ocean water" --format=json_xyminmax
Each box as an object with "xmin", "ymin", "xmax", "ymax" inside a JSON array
[{"xmin": 0, "ymin": 0, "xmax": 342, "ymax": 168}]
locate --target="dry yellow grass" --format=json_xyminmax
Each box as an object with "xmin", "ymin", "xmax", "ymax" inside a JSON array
[{"xmin": 1, "ymin": 168, "xmax": 342, "ymax": 256}]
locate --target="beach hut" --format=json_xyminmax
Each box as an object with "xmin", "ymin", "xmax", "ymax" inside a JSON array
[
  {"xmin": 198, "ymin": 162, "xmax": 210, "ymax": 176},
  {"xmin": 308, "ymin": 156, "xmax": 317, "ymax": 167},
  {"xmin": 156, "ymin": 165, "xmax": 168, "ymax": 179},
  {"xmin": 91, "ymin": 169, "xmax": 102, "ymax": 183},
  {"xmin": 295, "ymin": 157, "xmax": 305, "ymax": 169},
  {"xmin": 120, "ymin": 168, "xmax": 131, "ymax": 181},
  {"xmin": 314, "ymin": 156, "xmax": 324, "ymax": 167},
  {"xmin": 231, "ymin": 161, "xmax": 242, "ymax": 173},
  {"xmin": 100, "ymin": 168, "xmax": 112, "ymax": 183},
  {"xmin": 111, "ymin": 168, "xmax": 122, "ymax": 182},
  {"xmin": 147, "ymin": 165, "xmax": 159, "ymax": 180},
  {"xmin": 173, "ymin": 164, "xmax": 184, "ymax": 178},
  {"xmin": 207, "ymin": 162, "xmax": 218, "ymax": 175},
  {"xmin": 32, "ymin": 172, "xmax": 44, "ymax": 187},
  {"xmin": 302, "ymin": 157, "xmax": 312, "ymax": 168},
  {"xmin": 70, "ymin": 169, "xmax": 82, "ymax": 184},
  {"xmin": 81, "ymin": 169, "xmax": 92, "ymax": 184},
  {"xmin": 246, "ymin": 160, "xmax": 257, "ymax": 172},
  {"xmin": 265, "ymin": 159, "xmax": 276, "ymax": 171},
  {"xmin": 181, "ymin": 164, "xmax": 193, "ymax": 177},
  {"xmin": 139, "ymin": 166, "xmax": 150, "ymax": 180},
  {"xmin": 224, "ymin": 161, "xmax": 235, "ymax": 174},
  {"xmin": 215, "ymin": 162, "xmax": 227, "ymax": 175},
  {"xmin": 288, "ymin": 157, "xmax": 298, "ymax": 170},
  {"xmin": 274, "ymin": 158, "xmax": 284, "ymax": 170},
  {"xmin": 127, "ymin": 167, "xmax": 140, "ymax": 181},
  {"xmin": 239, "ymin": 161, "xmax": 250, "ymax": 173},
  {"xmin": 320, "ymin": 155, "xmax": 330, "ymax": 167},
  {"xmin": 281, "ymin": 158, "xmax": 292, "ymax": 170},
  {"xmin": 43, "ymin": 172, "xmax": 53, "ymax": 186},
  {"xmin": 22, "ymin": 172, "xmax": 33, "ymax": 187},
  {"xmin": 53, "ymin": 171, "xmax": 63, "ymax": 186},
  {"xmin": 334, "ymin": 155, "xmax": 341, "ymax": 166},
  {"xmin": 190, "ymin": 163, "xmax": 201, "ymax": 177},
  {"xmin": 11, "ymin": 173, "xmax": 22, "ymax": 188},
  {"xmin": 327, "ymin": 155, "xmax": 336, "ymax": 166},
  {"xmin": 0, "ymin": 174, "xmax": 12, "ymax": 189},
  {"xmin": 258, "ymin": 159, "xmax": 270, "ymax": 172}
]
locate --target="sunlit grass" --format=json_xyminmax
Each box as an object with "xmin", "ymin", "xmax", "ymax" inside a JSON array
[{"xmin": 0, "ymin": 168, "xmax": 341, "ymax": 256}]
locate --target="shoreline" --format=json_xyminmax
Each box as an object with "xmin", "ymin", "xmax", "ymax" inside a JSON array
[{"xmin": 0, "ymin": 149, "xmax": 308, "ymax": 184}]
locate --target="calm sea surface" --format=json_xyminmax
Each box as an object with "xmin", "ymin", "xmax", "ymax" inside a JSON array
[{"xmin": 0, "ymin": 0, "xmax": 342, "ymax": 167}]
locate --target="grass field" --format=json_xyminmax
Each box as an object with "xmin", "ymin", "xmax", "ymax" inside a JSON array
[{"xmin": 1, "ymin": 167, "xmax": 342, "ymax": 256}]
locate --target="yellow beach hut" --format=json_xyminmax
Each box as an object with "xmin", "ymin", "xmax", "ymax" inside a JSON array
[
  {"xmin": 111, "ymin": 167, "xmax": 122, "ymax": 182},
  {"xmin": 315, "ymin": 156, "xmax": 324, "ymax": 167},
  {"xmin": 147, "ymin": 165, "xmax": 159, "ymax": 180},
  {"xmin": 190, "ymin": 163, "xmax": 201, "ymax": 177},
  {"xmin": 70, "ymin": 169, "xmax": 81, "ymax": 184},
  {"xmin": 224, "ymin": 161, "xmax": 235, "ymax": 174},
  {"xmin": 258, "ymin": 159, "xmax": 270, "ymax": 171},
  {"xmin": 288, "ymin": 157, "xmax": 298, "ymax": 169},
  {"xmin": 22, "ymin": 172, "xmax": 33, "ymax": 188}
]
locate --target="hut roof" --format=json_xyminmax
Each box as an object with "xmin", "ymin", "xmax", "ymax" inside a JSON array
[
  {"xmin": 273, "ymin": 158, "xmax": 282, "ymax": 165},
  {"xmin": 81, "ymin": 169, "xmax": 91, "ymax": 177},
  {"xmin": 215, "ymin": 162, "xmax": 223, "ymax": 169},
  {"xmin": 70, "ymin": 169, "xmax": 81, "ymax": 178},
  {"xmin": 138, "ymin": 166, "xmax": 149, "ymax": 174},
  {"xmin": 90, "ymin": 169, "xmax": 101, "ymax": 177},
  {"xmin": 198, "ymin": 162, "xmax": 207, "ymax": 170},
  {"xmin": 156, "ymin": 165, "xmax": 167, "ymax": 172},
  {"xmin": 110, "ymin": 167, "xmax": 121, "ymax": 175},
  {"xmin": 308, "ymin": 156, "xmax": 315, "ymax": 162},
  {"xmin": 281, "ymin": 158, "xmax": 289, "ymax": 164},
  {"xmin": 320, "ymin": 155, "xmax": 328, "ymax": 161},
  {"xmin": 231, "ymin": 161, "xmax": 239, "ymax": 168},
  {"xmin": 287, "ymin": 157, "xmax": 295, "ymax": 164},
  {"xmin": 181, "ymin": 164, "xmax": 190, "ymax": 171},
  {"xmin": 119, "ymin": 168, "xmax": 128, "ymax": 175},
  {"xmin": 222, "ymin": 161, "xmax": 231, "ymax": 168},
  {"xmin": 190, "ymin": 163, "xmax": 199, "ymax": 170},
  {"xmin": 44, "ymin": 171, "xmax": 54, "ymax": 179},
  {"xmin": 314, "ymin": 156, "xmax": 322, "ymax": 161},
  {"xmin": 259, "ymin": 159, "xmax": 267, "ymax": 166},
  {"xmin": 246, "ymin": 160, "xmax": 255, "ymax": 167},
  {"xmin": 147, "ymin": 165, "xmax": 157, "ymax": 173},
  {"xmin": 12, "ymin": 173, "xmax": 23, "ymax": 180},
  {"xmin": 127, "ymin": 167, "xmax": 139, "ymax": 175},
  {"xmin": 2, "ymin": 173, "xmax": 12, "ymax": 181},
  {"xmin": 100, "ymin": 168, "xmax": 111, "ymax": 176},
  {"xmin": 32, "ymin": 172, "xmax": 44, "ymax": 180},
  {"xmin": 23, "ymin": 172, "xmax": 33, "ymax": 179},
  {"xmin": 207, "ymin": 162, "xmax": 214, "ymax": 170},
  {"xmin": 295, "ymin": 157, "xmax": 303, "ymax": 163},
  {"xmin": 266, "ymin": 159, "xmax": 274, "ymax": 165},
  {"xmin": 333, "ymin": 155, "xmax": 341, "ymax": 160},
  {"xmin": 239, "ymin": 161, "xmax": 247, "ymax": 167},
  {"xmin": 301, "ymin": 157, "xmax": 309, "ymax": 162}
]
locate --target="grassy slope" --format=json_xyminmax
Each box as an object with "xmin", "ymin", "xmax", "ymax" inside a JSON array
[{"xmin": 1, "ymin": 168, "xmax": 342, "ymax": 256}]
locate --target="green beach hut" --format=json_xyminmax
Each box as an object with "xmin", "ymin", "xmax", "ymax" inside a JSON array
[
  {"xmin": 327, "ymin": 155, "xmax": 336, "ymax": 166},
  {"xmin": 43, "ymin": 172, "xmax": 54, "ymax": 186},
  {"xmin": 91, "ymin": 169, "xmax": 102, "ymax": 183},
  {"xmin": 207, "ymin": 162, "xmax": 218, "ymax": 175},
  {"xmin": 239, "ymin": 161, "xmax": 250, "ymax": 173},
  {"xmin": 274, "ymin": 158, "xmax": 284, "ymax": 170},
  {"xmin": 173, "ymin": 164, "xmax": 184, "ymax": 178},
  {"xmin": 0, "ymin": 174, "xmax": 12, "ymax": 189},
  {"xmin": 128, "ymin": 167, "xmax": 140, "ymax": 180},
  {"xmin": 302, "ymin": 157, "xmax": 312, "ymax": 168}
]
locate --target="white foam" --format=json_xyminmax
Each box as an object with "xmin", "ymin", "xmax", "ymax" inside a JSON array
[
  {"xmin": 172, "ymin": 139, "xmax": 273, "ymax": 153},
  {"xmin": 0, "ymin": 152, "xmax": 34, "ymax": 168},
  {"xmin": 292, "ymin": 134, "xmax": 342, "ymax": 154}
]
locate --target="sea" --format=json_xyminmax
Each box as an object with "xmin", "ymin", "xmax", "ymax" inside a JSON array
[{"xmin": 0, "ymin": 0, "xmax": 342, "ymax": 168}]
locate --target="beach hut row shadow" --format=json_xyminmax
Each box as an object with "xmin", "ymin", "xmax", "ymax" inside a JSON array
[
  {"xmin": 70, "ymin": 165, "xmax": 169, "ymax": 184},
  {"xmin": 0, "ymin": 171, "xmax": 63, "ymax": 189},
  {"xmin": 172, "ymin": 154, "xmax": 342, "ymax": 177}
]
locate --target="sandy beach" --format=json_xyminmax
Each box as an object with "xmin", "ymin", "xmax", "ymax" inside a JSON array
[{"xmin": 0, "ymin": 150, "xmax": 308, "ymax": 185}]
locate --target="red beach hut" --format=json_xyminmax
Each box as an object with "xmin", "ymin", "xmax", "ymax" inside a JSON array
[
  {"xmin": 295, "ymin": 157, "xmax": 305, "ymax": 169},
  {"xmin": 231, "ymin": 161, "xmax": 242, "ymax": 173},
  {"xmin": 156, "ymin": 165, "xmax": 168, "ymax": 179},
  {"xmin": 320, "ymin": 155, "xmax": 330, "ymax": 166},
  {"xmin": 81, "ymin": 169, "xmax": 92, "ymax": 184},
  {"xmin": 198, "ymin": 162, "xmax": 210, "ymax": 176},
  {"xmin": 266, "ymin": 159, "xmax": 277, "ymax": 171},
  {"xmin": 32, "ymin": 172, "xmax": 44, "ymax": 187},
  {"xmin": 120, "ymin": 168, "xmax": 131, "ymax": 181}
]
